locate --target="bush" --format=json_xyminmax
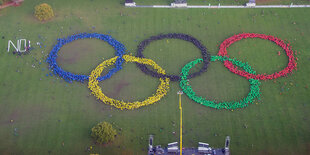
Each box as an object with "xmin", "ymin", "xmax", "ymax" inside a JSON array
[
  {"xmin": 34, "ymin": 3, "xmax": 54, "ymax": 21},
  {"xmin": 0, "ymin": 0, "xmax": 5, "ymax": 5},
  {"xmin": 1, "ymin": 0, "xmax": 13, "ymax": 5},
  {"xmin": 91, "ymin": 122, "xmax": 117, "ymax": 144}
]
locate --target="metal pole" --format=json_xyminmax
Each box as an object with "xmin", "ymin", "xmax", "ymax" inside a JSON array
[{"xmin": 177, "ymin": 91, "xmax": 183, "ymax": 155}]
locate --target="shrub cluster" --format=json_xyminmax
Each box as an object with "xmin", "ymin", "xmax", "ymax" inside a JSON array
[
  {"xmin": 91, "ymin": 122, "xmax": 117, "ymax": 144},
  {"xmin": 34, "ymin": 3, "xmax": 54, "ymax": 21}
]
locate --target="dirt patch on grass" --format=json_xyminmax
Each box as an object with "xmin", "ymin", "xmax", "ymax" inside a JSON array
[
  {"xmin": 57, "ymin": 53, "xmax": 81, "ymax": 64},
  {"xmin": 8, "ymin": 110, "xmax": 20, "ymax": 121},
  {"xmin": 120, "ymin": 150, "xmax": 135, "ymax": 155},
  {"xmin": 305, "ymin": 143, "xmax": 310, "ymax": 154},
  {"xmin": 56, "ymin": 38, "xmax": 116, "ymax": 74},
  {"xmin": 0, "ymin": 105, "xmax": 51, "ymax": 126},
  {"xmin": 106, "ymin": 80, "xmax": 130, "ymax": 98},
  {"xmin": 0, "ymin": 109, "xmax": 21, "ymax": 126},
  {"xmin": 56, "ymin": 40, "xmax": 91, "ymax": 64}
]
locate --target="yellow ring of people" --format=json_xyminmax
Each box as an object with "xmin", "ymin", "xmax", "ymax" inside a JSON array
[{"xmin": 88, "ymin": 55, "xmax": 170, "ymax": 110}]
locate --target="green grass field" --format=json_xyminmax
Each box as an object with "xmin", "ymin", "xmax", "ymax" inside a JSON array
[{"xmin": 0, "ymin": 0, "xmax": 310, "ymax": 154}]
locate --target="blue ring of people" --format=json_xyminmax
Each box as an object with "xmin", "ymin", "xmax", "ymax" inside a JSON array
[{"xmin": 46, "ymin": 33, "xmax": 127, "ymax": 83}]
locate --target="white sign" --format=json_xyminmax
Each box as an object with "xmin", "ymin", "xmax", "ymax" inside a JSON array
[{"xmin": 8, "ymin": 39, "xmax": 31, "ymax": 53}]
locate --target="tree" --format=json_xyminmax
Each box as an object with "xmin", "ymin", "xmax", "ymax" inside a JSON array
[
  {"xmin": 91, "ymin": 122, "xmax": 117, "ymax": 144},
  {"xmin": 34, "ymin": 3, "xmax": 54, "ymax": 21},
  {"xmin": 0, "ymin": 0, "xmax": 8, "ymax": 5}
]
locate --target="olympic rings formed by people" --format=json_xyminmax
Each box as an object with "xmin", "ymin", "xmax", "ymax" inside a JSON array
[
  {"xmin": 136, "ymin": 33, "xmax": 211, "ymax": 81},
  {"xmin": 218, "ymin": 33, "xmax": 297, "ymax": 80},
  {"xmin": 46, "ymin": 32, "xmax": 297, "ymax": 110},
  {"xmin": 88, "ymin": 55, "xmax": 170, "ymax": 110},
  {"xmin": 46, "ymin": 33, "xmax": 127, "ymax": 83},
  {"xmin": 180, "ymin": 55, "xmax": 261, "ymax": 110}
]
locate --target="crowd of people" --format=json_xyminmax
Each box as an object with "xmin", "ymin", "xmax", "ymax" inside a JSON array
[
  {"xmin": 88, "ymin": 55, "xmax": 170, "ymax": 110},
  {"xmin": 136, "ymin": 33, "xmax": 211, "ymax": 81},
  {"xmin": 218, "ymin": 33, "xmax": 297, "ymax": 80},
  {"xmin": 45, "ymin": 32, "xmax": 296, "ymax": 110},
  {"xmin": 180, "ymin": 55, "xmax": 261, "ymax": 110},
  {"xmin": 46, "ymin": 33, "xmax": 127, "ymax": 83}
]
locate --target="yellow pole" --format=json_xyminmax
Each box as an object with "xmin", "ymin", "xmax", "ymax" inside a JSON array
[{"xmin": 179, "ymin": 93, "xmax": 182, "ymax": 155}]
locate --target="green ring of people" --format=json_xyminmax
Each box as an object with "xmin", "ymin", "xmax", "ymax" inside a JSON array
[{"xmin": 180, "ymin": 55, "xmax": 261, "ymax": 110}]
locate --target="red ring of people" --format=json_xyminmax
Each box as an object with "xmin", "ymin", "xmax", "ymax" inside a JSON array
[{"xmin": 218, "ymin": 33, "xmax": 297, "ymax": 80}]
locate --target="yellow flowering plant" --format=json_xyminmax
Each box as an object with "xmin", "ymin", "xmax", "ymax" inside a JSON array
[{"xmin": 34, "ymin": 3, "xmax": 54, "ymax": 21}]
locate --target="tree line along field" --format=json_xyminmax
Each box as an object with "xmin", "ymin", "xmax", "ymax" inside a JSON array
[{"xmin": 0, "ymin": 0, "xmax": 310, "ymax": 154}]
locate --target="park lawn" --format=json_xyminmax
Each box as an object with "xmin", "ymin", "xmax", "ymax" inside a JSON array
[{"xmin": 0, "ymin": 0, "xmax": 310, "ymax": 155}]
